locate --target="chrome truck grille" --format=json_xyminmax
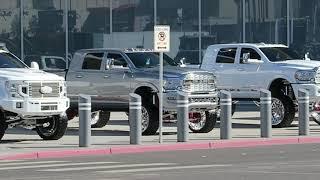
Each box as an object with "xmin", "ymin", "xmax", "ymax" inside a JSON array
[
  {"xmin": 182, "ymin": 73, "xmax": 216, "ymax": 93},
  {"xmin": 29, "ymin": 82, "xmax": 60, "ymax": 98},
  {"xmin": 316, "ymin": 69, "xmax": 320, "ymax": 83}
]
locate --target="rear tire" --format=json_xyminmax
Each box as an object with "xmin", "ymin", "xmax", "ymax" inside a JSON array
[
  {"xmin": 36, "ymin": 115, "xmax": 68, "ymax": 140},
  {"xmin": 189, "ymin": 111, "xmax": 217, "ymax": 133},
  {"xmin": 0, "ymin": 119, "xmax": 7, "ymax": 141},
  {"xmin": 272, "ymin": 95, "xmax": 295, "ymax": 128},
  {"xmin": 91, "ymin": 111, "xmax": 110, "ymax": 128}
]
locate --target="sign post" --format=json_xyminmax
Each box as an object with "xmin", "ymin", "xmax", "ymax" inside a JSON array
[{"xmin": 154, "ymin": 25, "xmax": 170, "ymax": 144}]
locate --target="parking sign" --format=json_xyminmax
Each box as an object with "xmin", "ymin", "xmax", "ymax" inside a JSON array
[{"xmin": 154, "ymin": 25, "xmax": 170, "ymax": 52}]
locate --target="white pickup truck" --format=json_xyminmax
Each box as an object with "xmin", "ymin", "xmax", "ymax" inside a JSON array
[
  {"xmin": 0, "ymin": 49, "xmax": 70, "ymax": 141},
  {"xmin": 201, "ymin": 43, "xmax": 320, "ymax": 127}
]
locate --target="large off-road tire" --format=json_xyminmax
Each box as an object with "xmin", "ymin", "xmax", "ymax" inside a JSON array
[
  {"xmin": 189, "ymin": 111, "xmax": 217, "ymax": 133},
  {"xmin": 91, "ymin": 111, "xmax": 110, "ymax": 128},
  {"xmin": 271, "ymin": 95, "xmax": 295, "ymax": 128},
  {"xmin": 216, "ymin": 103, "xmax": 236, "ymax": 121},
  {"xmin": 141, "ymin": 104, "xmax": 159, "ymax": 135},
  {"xmin": 0, "ymin": 119, "xmax": 7, "ymax": 141},
  {"xmin": 36, "ymin": 115, "xmax": 68, "ymax": 140},
  {"xmin": 312, "ymin": 116, "xmax": 320, "ymax": 125},
  {"xmin": 231, "ymin": 103, "xmax": 236, "ymax": 116}
]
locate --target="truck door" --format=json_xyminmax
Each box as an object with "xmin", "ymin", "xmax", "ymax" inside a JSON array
[
  {"xmin": 236, "ymin": 47, "xmax": 265, "ymax": 98},
  {"xmin": 212, "ymin": 47, "xmax": 241, "ymax": 93},
  {"xmin": 100, "ymin": 51, "xmax": 132, "ymax": 108},
  {"xmin": 67, "ymin": 52, "xmax": 104, "ymax": 106}
]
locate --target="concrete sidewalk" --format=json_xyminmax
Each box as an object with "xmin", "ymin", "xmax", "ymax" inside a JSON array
[{"xmin": 1, "ymin": 111, "xmax": 320, "ymax": 159}]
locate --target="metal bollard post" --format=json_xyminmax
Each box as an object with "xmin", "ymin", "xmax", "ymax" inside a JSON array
[
  {"xmin": 129, "ymin": 93, "xmax": 142, "ymax": 144},
  {"xmin": 220, "ymin": 90, "xmax": 232, "ymax": 139},
  {"xmin": 298, "ymin": 89, "xmax": 309, "ymax": 136},
  {"xmin": 177, "ymin": 92, "xmax": 189, "ymax": 142},
  {"xmin": 79, "ymin": 94, "xmax": 92, "ymax": 147},
  {"xmin": 260, "ymin": 89, "xmax": 272, "ymax": 138}
]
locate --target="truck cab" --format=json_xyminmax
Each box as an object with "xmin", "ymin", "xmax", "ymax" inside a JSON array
[{"xmin": 201, "ymin": 43, "xmax": 320, "ymax": 127}]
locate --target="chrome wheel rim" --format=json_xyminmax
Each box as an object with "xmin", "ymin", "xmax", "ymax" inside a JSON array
[
  {"xmin": 90, "ymin": 111, "xmax": 99, "ymax": 125},
  {"xmin": 38, "ymin": 117, "xmax": 57, "ymax": 137},
  {"xmin": 189, "ymin": 112, "xmax": 206, "ymax": 131},
  {"xmin": 271, "ymin": 98, "xmax": 285, "ymax": 125},
  {"xmin": 141, "ymin": 107, "xmax": 149, "ymax": 132}
]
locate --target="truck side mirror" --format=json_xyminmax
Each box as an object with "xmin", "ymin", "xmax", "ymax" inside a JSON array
[
  {"xmin": 242, "ymin": 53, "xmax": 250, "ymax": 64},
  {"xmin": 30, "ymin": 61, "xmax": 39, "ymax": 70},
  {"xmin": 106, "ymin": 58, "xmax": 114, "ymax": 70},
  {"xmin": 179, "ymin": 57, "xmax": 187, "ymax": 67},
  {"xmin": 242, "ymin": 53, "xmax": 263, "ymax": 64},
  {"xmin": 305, "ymin": 52, "xmax": 311, "ymax": 60}
]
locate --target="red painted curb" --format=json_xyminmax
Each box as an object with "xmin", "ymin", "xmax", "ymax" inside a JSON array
[
  {"xmin": 1, "ymin": 137, "xmax": 320, "ymax": 161},
  {"xmin": 1, "ymin": 152, "xmax": 38, "ymax": 160},
  {"xmin": 298, "ymin": 136, "xmax": 320, "ymax": 143},
  {"xmin": 37, "ymin": 148, "xmax": 111, "ymax": 159}
]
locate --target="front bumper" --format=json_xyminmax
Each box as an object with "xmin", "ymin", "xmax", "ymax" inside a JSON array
[
  {"xmin": 0, "ymin": 97, "xmax": 70, "ymax": 117},
  {"xmin": 291, "ymin": 83, "xmax": 320, "ymax": 102},
  {"xmin": 163, "ymin": 91, "xmax": 219, "ymax": 111}
]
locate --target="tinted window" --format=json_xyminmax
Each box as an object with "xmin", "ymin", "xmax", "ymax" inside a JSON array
[
  {"xmin": 45, "ymin": 57, "xmax": 66, "ymax": 69},
  {"xmin": 0, "ymin": 52, "xmax": 27, "ymax": 68},
  {"xmin": 240, "ymin": 48, "xmax": 261, "ymax": 63},
  {"xmin": 82, "ymin": 53, "xmax": 103, "ymax": 70},
  {"xmin": 260, "ymin": 47, "xmax": 301, "ymax": 62},
  {"xmin": 107, "ymin": 53, "xmax": 127, "ymax": 67},
  {"xmin": 216, "ymin": 48, "xmax": 237, "ymax": 63},
  {"xmin": 126, "ymin": 52, "xmax": 178, "ymax": 68}
]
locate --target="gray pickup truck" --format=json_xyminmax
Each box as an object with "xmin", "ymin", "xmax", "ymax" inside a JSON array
[{"xmin": 65, "ymin": 48, "xmax": 219, "ymax": 135}]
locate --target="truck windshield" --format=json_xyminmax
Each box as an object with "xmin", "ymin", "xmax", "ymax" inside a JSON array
[
  {"xmin": 0, "ymin": 52, "xmax": 27, "ymax": 68},
  {"xmin": 126, "ymin": 52, "xmax": 178, "ymax": 68},
  {"xmin": 260, "ymin": 47, "xmax": 301, "ymax": 62}
]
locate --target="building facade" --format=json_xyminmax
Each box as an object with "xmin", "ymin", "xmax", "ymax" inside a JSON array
[{"xmin": 0, "ymin": 0, "xmax": 319, "ymax": 65}]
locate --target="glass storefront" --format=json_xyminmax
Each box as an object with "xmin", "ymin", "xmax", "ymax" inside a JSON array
[
  {"xmin": 201, "ymin": 0, "xmax": 242, "ymax": 64},
  {"xmin": 291, "ymin": 0, "xmax": 320, "ymax": 60},
  {"xmin": 23, "ymin": 0, "xmax": 65, "ymax": 64},
  {"xmin": 245, "ymin": 0, "xmax": 287, "ymax": 44},
  {"xmin": 157, "ymin": 0, "xmax": 199, "ymax": 64},
  {"xmin": 0, "ymin": 0, "xmax": 21, "ymax": 57},
  {"xmin": 111, "ymin": 0, "xmax": 154, "ymax": 49},
  {"xmin": 0, "ymin": 0, "xmax": 319, "ymax": 65}
]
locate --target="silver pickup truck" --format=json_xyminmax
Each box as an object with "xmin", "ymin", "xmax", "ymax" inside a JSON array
[{"xmin": 65, "ymin": 48, "xmax": 219, "ymax": 135}]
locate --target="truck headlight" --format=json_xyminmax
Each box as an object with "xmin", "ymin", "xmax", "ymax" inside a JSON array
[
  {"xmin": 5, "ymin": 81, "xmax": 28, "ymax": 98},
  {"xmin": 60, "ymin": 81, "xmax": 67, "ymax": 97},
  {"xmin": 295, "ymin": 70, "xmax": 316, "ymax": 82},
  {"xmin": 163, "ymin": 78, "xmax": 182, "ymax": 90},
  {"xmin": 5, "ymin": 81, "xmax": 17, "ymax": 93}
]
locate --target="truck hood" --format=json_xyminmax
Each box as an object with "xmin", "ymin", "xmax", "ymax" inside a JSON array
[
  {"xmin": 274, "ymin": 60, "xmax": 320, "ymax": 70},
  {"xmin": 138, "ymin": 66, "xmax": 210, "ymax": 78},
  {"xmin": 0, "ymin": 68, "xmax": 64, "ymax": 81}
]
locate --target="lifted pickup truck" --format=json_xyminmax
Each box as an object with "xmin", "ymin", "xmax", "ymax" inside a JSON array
[
  {"xmin": 0, "ymin": 49, "xmax": 69, "ymax": 141},
  {"xmin": 201, "ymin": 43, "xmax": 320, "ymax": 127},
  {"xmin": 65, "ymin": 48, "xmax": 219, "ymax": 135}
]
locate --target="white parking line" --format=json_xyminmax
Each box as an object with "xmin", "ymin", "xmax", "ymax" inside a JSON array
[
  {"xmin": 0, "ymin": 161, "xmax": 65, "ymax": 167},
  {"xmin": 97, "ymin": 164, "xmax": 232, "ymax": 174},
  {"xmin": 0, "ymin": 160, "xmax": 23, "ymax": 163},
  {"xmin": 0, "ymin": 161, "xmax": 119, "ymax": 171},
  {"xmin": 40, "ymin": 163, "xmax": 176, "ymax": 172}
]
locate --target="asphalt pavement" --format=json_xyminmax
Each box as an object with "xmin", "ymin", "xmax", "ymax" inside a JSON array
[{"xmin": 1, "ymin": 143, "xmax": 320, "ymax": 180}]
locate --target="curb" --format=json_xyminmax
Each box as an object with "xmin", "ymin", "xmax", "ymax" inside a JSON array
[{"xmin": 1, "ymin": 136, "xmax": 320, "ymax": 160}]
